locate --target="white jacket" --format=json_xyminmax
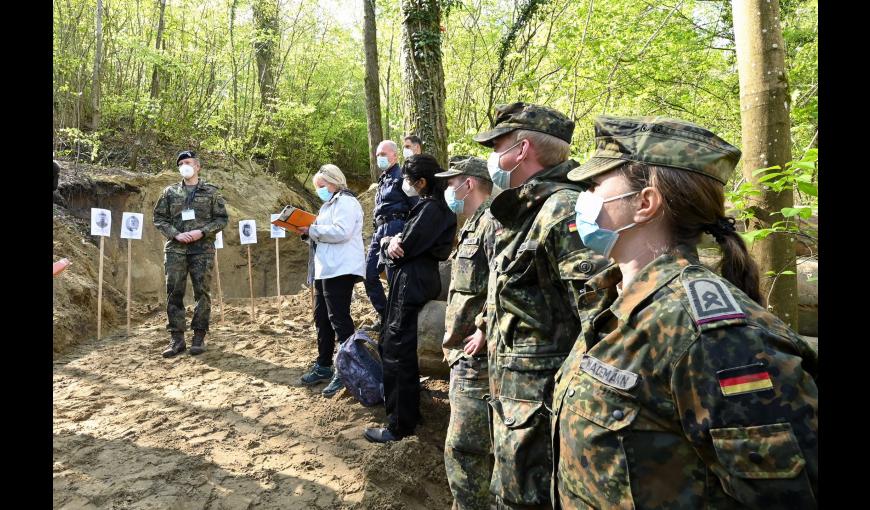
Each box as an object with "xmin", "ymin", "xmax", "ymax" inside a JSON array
[{"xmin": 307, "ymin": 191, "xmax": 366, "ymax": 281}]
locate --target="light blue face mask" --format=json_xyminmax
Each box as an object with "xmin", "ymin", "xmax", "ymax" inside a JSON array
[
  {"xmin": 316, "ymin": 186, "xmax": 334, "ymax": 202},
  {"xmin": 574, "ymin": 190, "xmax": 639, "ymax": 258},
  {"xmin": 377, "ymin": 156, "xmax": 390, "ymax": 170},
  {"xmin": 444, "ymin": 179, "xmax": 471, "ymax": 214},
  {"xmin": 486, "ymin": 140, "xmax": 523, "ymax": 189}
]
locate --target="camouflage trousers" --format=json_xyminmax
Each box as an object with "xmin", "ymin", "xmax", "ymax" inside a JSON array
[
  {"xmin": 164, "ymin": 251, "xmax": 214, "ymax": 332},
  {"xmin": 445, "ymin": 354, "xmax": 494, "ymax": 510}
]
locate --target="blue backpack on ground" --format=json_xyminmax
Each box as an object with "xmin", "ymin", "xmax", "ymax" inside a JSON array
[{"xmin": 335, "ymin": 330, "xmax": 384, "ymax": 407}]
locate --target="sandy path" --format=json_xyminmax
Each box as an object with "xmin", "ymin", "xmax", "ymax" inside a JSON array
[{"xmin": 53, "ymin": 290, "xmax": 454, "ymax": 510}]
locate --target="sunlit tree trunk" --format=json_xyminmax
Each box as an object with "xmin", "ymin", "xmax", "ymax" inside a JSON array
[
  {"xmin": 732, "ymin": 0, "xmax": 798, "ymax": 329},
  {"xmin": 363, "ymin": 0, "xmax": 384, "ymax": 182}
]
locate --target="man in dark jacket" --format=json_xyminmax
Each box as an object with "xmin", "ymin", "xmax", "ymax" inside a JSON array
[{"xmin": 364, "ymin": 140, "xmax": 418, "ymax": 329}]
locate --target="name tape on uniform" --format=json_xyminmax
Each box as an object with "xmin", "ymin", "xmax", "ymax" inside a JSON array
[{"xmin": 580, "ymin": 355, "xmax": 639, "ymax": 390}]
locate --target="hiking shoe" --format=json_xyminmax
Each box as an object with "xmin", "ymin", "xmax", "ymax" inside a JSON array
[
  {"xmin": 364, "ymin": 427, "xmax": 401, "ymax": 443},
  {"xmin": 190, "ymin": 330, "xmax": 207, "ymax": 355},
  {"xmin": 321, "ymin": 374, "xmax": 344, "ymax": 397},
  {"xmin": 300, "ymin": 363, "xmax": 334, "ymax": 386},
  {"xmin": 162, "ymin": 332, "xmax": 186, "ymax": 358}
]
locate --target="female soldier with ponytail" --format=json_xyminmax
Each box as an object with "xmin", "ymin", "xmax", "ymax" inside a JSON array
[{"xmin": 552, "ymin": 116, "xmax": 818, "ymax": 508}]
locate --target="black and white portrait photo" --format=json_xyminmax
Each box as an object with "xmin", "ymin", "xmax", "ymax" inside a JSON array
[
  {"xmin": 270, "ymin": 213, "xmax": 285, "ymax": 239},
  {"xmin": 91, "ymin": 208, "xmax": 112, "ymax": 237},
  {"xmin": 120, "ymin": 212, "xmax": 144, "ymax": 240},
  {"xmin": 239, "ymin": 220, "xmax": 257, "ymax": 245}
]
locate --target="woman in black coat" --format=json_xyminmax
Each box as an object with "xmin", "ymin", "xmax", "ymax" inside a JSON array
[{"xmin": 364, "ymin": 154, "xmax": 458, "ymax": 443}]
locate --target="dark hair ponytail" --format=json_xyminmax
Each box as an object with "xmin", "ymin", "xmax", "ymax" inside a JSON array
[{"xmin": 621, "ymin": 162, "xmax": 763, "ymax": 305}]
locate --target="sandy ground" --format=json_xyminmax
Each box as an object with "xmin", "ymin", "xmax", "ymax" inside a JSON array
[{"xmin": 53, "ymin": 288, "xmax": 454, "ymax": 510}]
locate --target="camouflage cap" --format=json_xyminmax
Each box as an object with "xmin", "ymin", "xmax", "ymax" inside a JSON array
[
  {"xmin": 434, "ymin": 155, "xmax": 492, "ymax": 182},
  {"xmin": 473, "ymin": 102, "xmax": 574, "ymax": 147},
  {"xmin": 567, "ymin": 116, "xmax": 741, "ymax": 185}
]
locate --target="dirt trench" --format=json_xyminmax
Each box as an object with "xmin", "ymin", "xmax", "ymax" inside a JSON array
[{"xmin": 53, "ymin": 289, "xmax": 454, "ymax": 510}]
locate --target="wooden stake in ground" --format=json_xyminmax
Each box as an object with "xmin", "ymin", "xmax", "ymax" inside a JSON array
[
  {"xmin": 213, "ymin": 231, "xmax": 225, "ymax": 323},
  {"xmin": 126, "ymin": 238, "xmax": 132, "ymax": 335},
  {"xmin": 98, "ymin": 236, "xmax": 105, "ymax": 340},
  {"xmin": 120, "ymin": 212, "xmax": 144, "ymax": 337},
  {"xmin": 270, "ymin": 213, "xmax": 286, "ymax": 323},
  {"xmin": 239, "ymin": 220, "xmax": 258, "ymax": 320},
  {"xmin": 247, "ymin": 245, "xmax": 255, "ymax": 319},
  {"xmin": 90, "ymin": 208, "xmax": 112, "ymax": 340}
]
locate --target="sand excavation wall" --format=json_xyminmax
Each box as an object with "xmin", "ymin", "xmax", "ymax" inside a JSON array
[{"xmin": 53, "ymin": 160, "xmax": 319, "ymax": 353}]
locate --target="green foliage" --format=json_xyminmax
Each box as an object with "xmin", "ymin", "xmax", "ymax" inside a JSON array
[
  {"xmin": 726, "ymin": 149, "xmax": 818, "ymax": 270},
  {"xmin": 53, "ymin": 0, "xmax": 817, "ymax": 200}
]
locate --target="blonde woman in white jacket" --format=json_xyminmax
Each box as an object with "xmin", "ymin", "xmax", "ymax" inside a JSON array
[{"xmin": 298, "ymin": 164, "xmax": 366, "ymax": 397}]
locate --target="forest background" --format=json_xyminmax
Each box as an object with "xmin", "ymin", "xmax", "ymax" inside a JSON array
[{"xmin": 52, "ymin": 0, "xmax": 818, "ymax": 327}]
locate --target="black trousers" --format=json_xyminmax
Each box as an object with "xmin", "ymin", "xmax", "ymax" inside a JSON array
[
  {"xmin": 313, "ymin": 274, "xmax": 357, "ymax": 367},
  {"xmin": 380, "ymin": 276, "xmax": 426, "ymax": 438}
]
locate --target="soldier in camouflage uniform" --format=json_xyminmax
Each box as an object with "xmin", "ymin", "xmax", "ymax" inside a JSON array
[
  {"xmin": 436, "ymin": 156, "xmax": 497, "ymax": 510},
  {"xmin": 472, "ymin": 103, "xmax": 611, "ymax": 509},
  {"xmin": 552, "ymin": 116, "xmax": 818, "ymax": 508},
  {"xmin": 153, "ymin": 150, "xmax": 228, "ymax": 358}
]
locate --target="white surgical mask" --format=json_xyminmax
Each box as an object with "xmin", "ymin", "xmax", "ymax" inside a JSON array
[
  {"xmin": 179, "ymin": 164, "xmax": 195, "ymax": 179},
  {"xmin": 403, "ymin": 148, "xmax": 414, "ymax": 159},
  {"xmin": 486, "ymin": 140, "xmax": 523, "ymax": 189},
  {"xmin": 402, "ymin": 179, "xmax": 419, "ymax": 197},
  {"xmin": 377, "ymin": 156, "xmax": 390, "ymax": 170}
]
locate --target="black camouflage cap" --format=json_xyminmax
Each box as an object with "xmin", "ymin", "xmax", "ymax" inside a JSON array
[
  {"xmin": 473, "ymin": 102, "xmax": 575, "ymax": 147},
  {"xmin": 176, "ymin": 150, "xmax": 197, "ymax": 166},
  {"xmin": 434, "ymin": 155, "xmax": 492, "ymax": 182},
  {"xmin": 567, "ymin": 116, "xmax": 742, "ymax": 185}
]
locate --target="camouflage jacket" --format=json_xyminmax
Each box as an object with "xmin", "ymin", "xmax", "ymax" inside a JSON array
[
  {"xmin": 484, "ymin": 159, "xmax": 611, "ymax": 400},
  {"xmin": 552, "ymin": 246, "xmax": 818, "ymax": 509},
  {"xmin": 153, "ymin": 179, "xmax": 229, "ymax": 254},
  {"xmin": 443, "ymin": 197, "xmax": 496, "ymax": 366}
]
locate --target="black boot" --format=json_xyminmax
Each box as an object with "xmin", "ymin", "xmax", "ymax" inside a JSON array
[
  {"xmin": 162, "ymin": 331, "xmax": 186, "ymax": 358},
  {"xmin": 190, "ymin": 330, "xmax": 207, "ymax": 355}
]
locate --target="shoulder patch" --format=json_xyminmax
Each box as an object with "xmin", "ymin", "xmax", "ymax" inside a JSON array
[{"xmin": 682, "ymin": 275, "xmax": 745, "ymax": 325}]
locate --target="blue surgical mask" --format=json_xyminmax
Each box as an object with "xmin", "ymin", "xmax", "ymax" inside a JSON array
[
  {"xmin": 377, "ymin": 156, "xmax": 390, "ymax": 170},
  {"xmin": 316, "ymin": 186, "xmax": 334, "ymax": 202},
  {"xmin": 486, "ymin": 140, "xmax": 523, "ymax": 189},
  {"xmin": 444, "ymin": 179, "xmax": 471, "ymax": 214},
  {"xmin": 574, "ymin": 190, "xmax": 640, "ymax": 258}
]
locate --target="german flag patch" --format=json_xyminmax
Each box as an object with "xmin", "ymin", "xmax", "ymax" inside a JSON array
[
  {"xmin": 568, "ymin": 222, "xmax": 578, "ymax": 232},
  {"xmin": 717, "ymin": 363, "xmax": 774, "ymax": 396}
]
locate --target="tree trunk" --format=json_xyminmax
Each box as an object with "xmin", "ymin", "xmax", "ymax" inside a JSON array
[
  {"xmin": 732, "ymin": 0, "xmax": 798, "ymax": 329},
  {"xmin": 252, "ymin": 0, "xmax": 278, "ymax": 107},
  {"xmin": 91, "ymin": 0, "xmax": 103, "ymax": 131},
  {"xmin": 149, "ymin": 0, "xmax": 167, "ymax": 100},
  {"xmin": 400, "ymin": 0, "xmax": 448, "ymax": 169},
  {"xmin": 363, "ymin": 0, "xmax": 384, "ymax": 182}
]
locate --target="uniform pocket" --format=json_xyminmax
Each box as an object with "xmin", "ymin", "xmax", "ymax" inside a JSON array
[
  {"xmin": 557, "ymin": 373, "xmax": 639, "ymax": 509},
  {"xmin": 452, "ymin": 242, "xmax": 486, "ymax": 293},
  {"xmin": 710, "ymin": 423, "xmax": 806, "ymax": 479},
  {"xmin": 489, "ymin": 396, "xmax": 552, "ymax": 505}
]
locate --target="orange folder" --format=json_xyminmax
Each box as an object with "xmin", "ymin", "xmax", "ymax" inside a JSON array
[{"xmin": 271, "ymin": 205, "xmax": 317, "ymax": 234}]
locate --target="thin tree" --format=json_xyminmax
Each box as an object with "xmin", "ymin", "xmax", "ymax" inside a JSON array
[
  {"xmin": 91, "ymin": 0, "xmax": 104, "ymax": 131},
  {"xmin": 363, "ymin": 0, "xmax": 385, "ymax": 182},
  {"xmin": 150, "ymin": 0, "xmax": 167, "ymax": 99},
  {"xmin": 732, "ymin": 0, "xmax": 798, "ymax": 329},
  {"xmin": 400, "ymin": 0, "xmax": 448, "ymax": 168}
]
